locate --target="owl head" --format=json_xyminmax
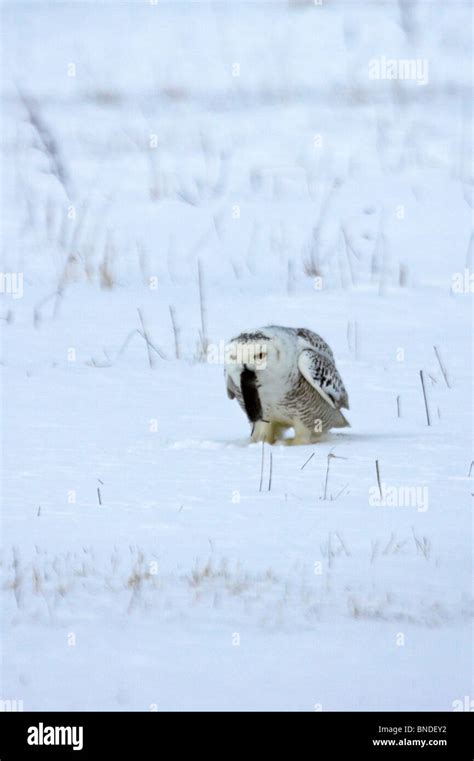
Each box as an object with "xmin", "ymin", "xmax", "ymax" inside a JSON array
[{"xmin": 224, "ymin": 328, "xmax": 293, "ymax": 378}]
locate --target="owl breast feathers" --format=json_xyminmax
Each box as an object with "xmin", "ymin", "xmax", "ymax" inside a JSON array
[{"xmin": 224, "ymin": 325, "xmax": 350, "ymax": 445}]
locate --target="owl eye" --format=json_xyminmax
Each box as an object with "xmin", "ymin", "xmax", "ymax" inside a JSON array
[{"xmin": 257, "ymin": 352, "xmax": 264, "ymax": 360}]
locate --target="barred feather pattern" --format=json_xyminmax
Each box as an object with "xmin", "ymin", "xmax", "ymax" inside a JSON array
[{"xmin": 225, "ymin": 325, "xmax": 350, "ymax": 437}]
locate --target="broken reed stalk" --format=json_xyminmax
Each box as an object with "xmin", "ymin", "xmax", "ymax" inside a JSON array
[
  {"xmin": 341, "ymin": 227, "xmax": 356, "ymax": 287},
  {"xmin": 433, "ymin": 346, "xmax": 451, "ymax": 388},
  {"xmin": 33, "ymin": 289, "xmax": 61, "ymax": 327},
  {"xmin": 197, "ymin": 259, "xmax": 208, "ymax": 357},
  {"xmin": 419, "ymin": 370, "xmax": 431, "ymax": 426},
  {"xmin": 335, "ymin": 531, "xmax": 350, "ymax": 556},
  {"xmin": 332, "ymin": 483, "xmax": 349, "ymax": 501},
  {"xmin": 169, "ymin": 305, "xmax": 181, "ymax": 359},
  {"xmin": 19, "ymin": 89, "xmax": 73, "ymax": 200},
  {"xmin": 268, "ymin": 452, "xmax": 273, "ymax": 492},
  {"xmin": 259, "ymin": 439, "xmax": 265, "ymax": 493},
  {"xmin": 375, "ymin": 460, "xmax": 382, "ymax": 499},
  {"xmin": 137, "ymin": 308, "xmax": 155, "ymax": 369},
  {"xmin": 323, "ymin": 454, "xmax": 332, "ymax": 501},
  {"xmin": 52, "ymin": 286, "xmax": 64, "ymax": 320},
  {"xmin": 137, "ymin": 332, "xmax": 167, "ymax": 360},
  {"xmin": 117, "ymin": 330, "xmax": 141, "ymax": 360},
  {"xmin": 396, "ymin": 395, "xmax": 401, "ymax": 418},
  {"xmin": 327, "ymin": 531, "xmax": 333, "ymax": 569},
  {"xmin": 115, "ymin": 328, "xmax": 167, "ymax": 364},
  {"xmin": 322, "ymin": 452, "xmax": 346, "ymax": 500},
  {"xmin": 301, "ymin": 452, "xmax": 315, "ymax": 470},
  {"xmin": 97, "ymin": 487, "xmax": 102, "ymax": 506}
]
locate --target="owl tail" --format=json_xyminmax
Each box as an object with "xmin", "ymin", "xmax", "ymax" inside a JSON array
[{"xmin": 333, "ymin": 410, "xmax": 351, "ymax": 428}]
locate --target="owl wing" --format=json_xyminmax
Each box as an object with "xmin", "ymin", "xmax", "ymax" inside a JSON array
[
  {"xmin": 297, "ymin": 348, "xmax": 349, "ymax": 410},
  {"xmin": 296, "ymin": 328, "xmax": 335, "ymax": 360}
]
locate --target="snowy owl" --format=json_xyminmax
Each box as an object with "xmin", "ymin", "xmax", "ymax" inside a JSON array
[{"xmin": 225, "ymin": 326, "xmax": 350, "ymax": 445}]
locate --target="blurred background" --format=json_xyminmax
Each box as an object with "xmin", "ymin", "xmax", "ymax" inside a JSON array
[{"xmin": 2, "ymin": 0, "xmax": 472, "ymax": 298}]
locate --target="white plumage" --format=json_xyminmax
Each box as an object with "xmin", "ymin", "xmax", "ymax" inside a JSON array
[{"xmin": 225, "ymin": 325, "xmax": 350, "ymax": 445}]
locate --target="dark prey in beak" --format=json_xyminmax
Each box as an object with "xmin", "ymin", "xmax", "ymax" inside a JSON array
[{"xmin": 240, "ymin": 366, "xmax": 263, "ymax": 423}]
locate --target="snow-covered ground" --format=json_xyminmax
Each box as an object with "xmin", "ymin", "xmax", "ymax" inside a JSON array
[{"xmin": 1, "ymin": 0, "xmax": 472, "ymax": 711}]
